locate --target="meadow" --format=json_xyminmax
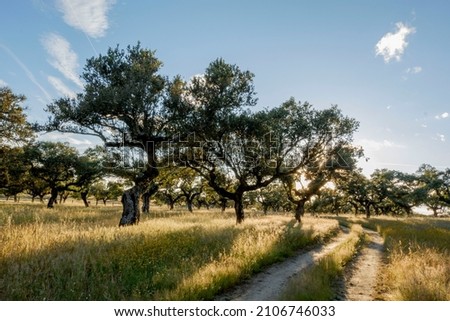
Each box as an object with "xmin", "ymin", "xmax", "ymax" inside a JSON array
[
  {"xmin": 360, "ymin": 217, "xmax": 450, "ymax": 300},
  {"xmin": 328, "ymin": 215, "xmax": 450, "ymax": 301},
  {"xmin": 0, "ymin": 202, "xmax": 338, "ymax": 300},
  {"xmin": 281, "ymin": 224, "xmax": 365, "ymax": 300}
]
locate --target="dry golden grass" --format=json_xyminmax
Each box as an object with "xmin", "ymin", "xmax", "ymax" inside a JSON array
[
  {"xmin": 0, "ymin": 203, "xmax": 338, "ymax": 300},
  {"xmin": 336, "ymin": 215, "xmax": 450, "ymax": 301},
  {"xmin": 280, "ymin": 224, "xmax": 364, "ymax": 300}
]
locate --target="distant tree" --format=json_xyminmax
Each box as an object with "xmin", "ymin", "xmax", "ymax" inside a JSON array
[
  {"xmin": 416, "ymin": 164, "xmax": 448, "ymax": 216},
  {"xmin": 24, "ymin": 175, "xmax": 50, "ymax": 202},
  {"xmin": 283, "ymin": 144, "xmax": 362, "ymax": 222},
  {"xmin": 176, "ymin": 168, "xmax": 205, "ymax": 212},
  {"xmin": 367, "ymin": 169, "xmax": 419, "ymax": 216},
  {"xmin": 24, "ymin": 142, "xmax": 77, "ymax": 207},
  {"xmin": 256, "ymin": 181, "xmax": 290, "ymax": 214},
  {"xmin": 90, "ymin": 181, "xmax": 124, "ymax": 205},
  {"xmin": 155, "ymin": 167, "xmax": 186, "ymax": 210},
  {"xmin": 75, "ymin": 147, "xmax": 105, "ymax": 207},
  {"xmin": 308, "ymin": 187, "xmax": 349, "ymax": 215},
  {"xmin": 337, "ymin": 170, "xmax": 373, "ymax": 217}
]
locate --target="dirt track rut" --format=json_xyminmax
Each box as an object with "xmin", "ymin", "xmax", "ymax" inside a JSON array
[
  {"xmin": 216, "ymin": 226, "xmax": 384, "ymax": 301},
  {"xmin": 216, "ymin": 227, "xmax": 351, "ymax": 301},
  {"xmin": 335, "ymin": 228, "xmax": 384, "ymax": 301}
]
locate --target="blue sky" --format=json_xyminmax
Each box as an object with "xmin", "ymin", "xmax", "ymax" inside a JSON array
[{"xmin": 1, "ymin": 0, "xmax": 449, "ymax": 175}]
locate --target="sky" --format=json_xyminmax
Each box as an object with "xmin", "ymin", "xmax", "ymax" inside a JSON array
[{"xmin": 1, "ymin": 0, "xmax": 449, "ymax": 176}]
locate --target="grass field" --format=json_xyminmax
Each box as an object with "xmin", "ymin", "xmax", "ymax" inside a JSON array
[
  {"xmin": 280, "ymin": 224, "xmax": 365, "ymax": 300},
  {"xmin": 338, "ymin": 216, "xmax": 450, "ymax": 301},
  {"xmin": 0, "ymin": 202, "xmax": 338, "ymax": 300}
]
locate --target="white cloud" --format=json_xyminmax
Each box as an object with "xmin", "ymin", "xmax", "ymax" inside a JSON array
[
  {"xmin": 357, "ymin": 138, "xmax": 406, "ymax": 153},
  {"xmin": 39, "ymin": 132, "xmax": 96, "ymax": 149},
  {"xmin": 47, "ymin": 76, "xmax": 76, "ymax": 98},
  {"xmin": 0, "ymin": 79, "xmax": 7, "ymax": 87},
  {"xmin": 435, "ymin": 112, "xmax": 449, "ymax": 120},
  {"xmin": 56, "ymin": 0, "xmax": 115, "ymax": 38},
  {"xmin": 375, "ymin": 22, "xmax": 416, "ymax": 63},
  {"xmin": 437, "ymin": 134, "xmax": 446, "ymax": 142},
  {"xmin": 406, "ymin": 66, "xmax": 422, "ymax": 74},
  {"xmin": 41, "ymin": 33, "xmax": 83, "ymax": 88}
]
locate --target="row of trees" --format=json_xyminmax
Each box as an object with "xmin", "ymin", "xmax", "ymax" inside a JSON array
[
  {"xmin": 2, "ymin": 44, "xmax": 449, "ymax": 225},
  {"xmin": 42, "ymin": 43, "xmax": 362, "ymax": 225}
]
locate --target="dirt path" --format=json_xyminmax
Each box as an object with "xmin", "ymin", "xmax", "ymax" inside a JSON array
[
  {"xmin": 216, "ymin": 227, "xmax": 352, "ymax": 301},
  {"xmin": 216, "ymin": 226, "xmax": 384, "ymax": 301},
  {"xmin": 335, "ymin": 228, "xmax": 384, "ymax": 301}
]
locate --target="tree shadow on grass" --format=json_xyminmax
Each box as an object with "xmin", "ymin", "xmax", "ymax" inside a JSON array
[{"xmin": 0, "ymin": 224, "xmax": 242, "ymax": 300}]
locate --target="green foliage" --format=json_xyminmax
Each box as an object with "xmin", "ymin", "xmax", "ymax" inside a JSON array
[
  {"xmin": 90, "ymin": 180, "xmax": 124, "ymax": 205},
  {"xmin": 0, "ymin": 87, "xmax": 33, "ymax": 145},
  {"xmin": 416, "ymin": 164, "xmax": 449, "ymax": 216}
]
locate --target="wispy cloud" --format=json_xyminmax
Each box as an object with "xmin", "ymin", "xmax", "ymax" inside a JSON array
[
  {"xmin": 0, "ymin": 79, "xmax": 7, "ymax": 87},
  {"xmin": 435, "ymin": 112, "xmax": 449, "ymax": 120},
  {"xmin": 375, "ymin": 22, "xmax": 415, "ymax": 63},
  {"xmin": 41, "ymin": 33, "xmax": 83, "ymax": 88},
  {"xmin": 39, "ymin": 132, "xmax": 95, "ymax": 149},
  {"xmin": 0, "ymin": 43, "xmax": 52, "ymax": 102},
  {"xmin": 47, "ymin": 76, "xmax": 76, "ymax": 98},
  {"xmin": 358, "ymin": 138, "xmax": 406, "ymax": 153},
  {"xmin": 406, "ymin": 66, "xmax": 422, "ymax": 74},
  {"xmin": 56, "ymin": 0, "xmax": 115, "ymax": 38}
]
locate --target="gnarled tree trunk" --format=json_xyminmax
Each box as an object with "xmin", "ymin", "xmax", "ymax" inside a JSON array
[
  {"xmin": 141, "ymin": 183, "xmax": 158, "ymax": 214},
  {"xmin": 294, "ymin": 199, "xmax": 306, "ymax": 223},
  {"xmin": 80, "ymin": 190, "xmax": 89, "ymax": 207},
  {"xmin": 234, "ymin": 193, "xmax": 245, "ymax": 224},
  {"xmin": 119, "ymin": 185, "xmax": 140, "ymax": 226},
  {"xmin": 47, "ymin": 188, "xmax": 58, "ymax": 208}
]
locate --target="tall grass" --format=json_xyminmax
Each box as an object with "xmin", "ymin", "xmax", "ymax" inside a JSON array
[
  {"xmin": 362, "ymin": 217, "xmax": 450, "ymax": 300},
  {"xmin": 0, "ymin": 203, "xmax": 338, "ymax": 300},
  {"xmin": 280, "ymin": 224, "xmax": 364, "ymax": 300}
]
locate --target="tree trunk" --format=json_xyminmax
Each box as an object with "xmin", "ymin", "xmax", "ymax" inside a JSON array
[
  {"xmin": 433, "ymin": 208, "xmax": 438, "ymax": 217},
  {"xmin": 234, "ymin": 194, "xmax": 245, "ymax": 224},
  {"xmin": 220, "ymin": 198, "xmax": 227, "ymax": 212},
  {"xmin": 103, "ymin": 199, "xmax": 107, "ymax": 206},
  {"xmin": 141, "ymin": 183, "xmax": 158, "ymax": 214},
  {"xmin": 47, "ymin": 188, "xmax": 58, "ymax": 208},
  {"xmin": 81, "ymin": 191, "xmax": 89, "ymax": 207},
  {"xmin": 186, "ymin": 196, "xmax": 194, "ymax": 212},
  {"xmin": 294, "ymin": 200, "xmax": 306, "ymax": 223},
  {"xmin": 119, "ymin": 185, "xmax": 140, "ymax": 226},
  {"xmin": 364, "ymin": 203, "xmax": 371, "ymax": 218},
  {"xmin": 142, "ymin": 192, "xmax": 151, "ymax": 213}
]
